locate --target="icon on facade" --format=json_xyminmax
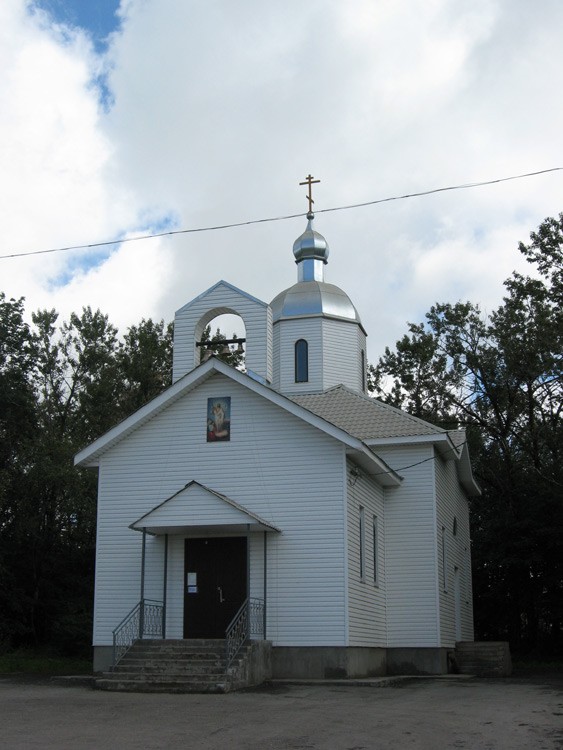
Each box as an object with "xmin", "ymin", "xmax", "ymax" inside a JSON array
[{"xmin": 207, "ymin": 397, "xmax": 231, "ymax": 442}]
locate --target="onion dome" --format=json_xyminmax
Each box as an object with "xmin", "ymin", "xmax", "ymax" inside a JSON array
[
  {"xmin": 271, "ymin": 212, "xmax": 363, "ymax": 329},
  {"xmin": 271, "ymin": 281, "xmax": 363, "ymax": 326},
  {"xmin": 293, "ymin": 211, "xmax": 330, "ymax": 264}
]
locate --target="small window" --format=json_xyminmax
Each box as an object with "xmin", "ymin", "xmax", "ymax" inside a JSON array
[
  {"xmin": 453, "ymin": 517, "xmax": 458, "ymax": 536},
  {"xmin": 295, "ymin": 339, "xmax": 308, "ymax": 383},
  {"xmin": 361, "ymin": 350, "xmax": 366, "ymax": 392},
  {"xmin": 465, "ymin": 546, "xmax": 471, "ymax": 604},
  {"xmin": 441, "ymin": 526, "xmax": 448, "ymax": 592},
  {"xmin": 373, "ymin": 515, "xmax": 378, "ymax": 585},
  {"xmin": 359, "ymin": 506, "xmax": 365, "ymax": 581}
]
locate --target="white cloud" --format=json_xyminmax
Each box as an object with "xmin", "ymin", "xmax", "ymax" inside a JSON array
[{"xmin": 1, "ymin": 0, "xmax": 562, "ymax": 363}]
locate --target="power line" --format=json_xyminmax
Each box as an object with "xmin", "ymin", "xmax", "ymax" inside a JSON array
[
  {"xmin": 367, "ymin": 438, "xmax": 469, "ymax": 479},
  {"xmin": 1, "ymin": 167, "xmax": 561, "ymax": 261}
]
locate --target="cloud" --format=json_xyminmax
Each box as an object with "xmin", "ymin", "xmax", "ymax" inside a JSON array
[
  {"xmin": 0, "ymin": 0, "xmax": 164, "ymax": 323},
  {"xmin": 1, "ymin": 0, "xmax": 562, "ymax": 361}
]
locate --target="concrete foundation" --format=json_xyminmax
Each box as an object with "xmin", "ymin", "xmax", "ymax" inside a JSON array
[
  {"xmin": 271, "ymin": 647, "xmax": 387, "ymax": 679},
  {"xmin": 93, "ymin": 646, "xmax": 114, "ymax": 673},
  {"xmin": 386, "ymin": 648, "xmax": 450, "ymax": 675},
  {"xmin": 94, "ymin": 642, "xmax": 477, "ymax": 679},
  {"xmin": 239, "ymin": 640, "xmax": 272, "ymax": 687}
]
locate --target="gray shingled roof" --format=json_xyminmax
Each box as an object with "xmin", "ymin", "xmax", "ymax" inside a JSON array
[
  {"xmin": 290, "ymin": 385, "xmax": 447, "ymax": 441},
  {"xmin": 447, "ymin": 429, "xmax": 467, "ymax": 449}
]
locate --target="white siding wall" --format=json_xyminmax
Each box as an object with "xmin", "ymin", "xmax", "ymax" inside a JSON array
[
  {"xmin": 173, "ymin": 283, "xmax": 272, "ymax": 383},
  {"xmin": 377, "ymin": 445, "xmax": 440, "ymax": 647},
  {"xmin": 272, "ymin": 324, "xmax": 281, "ymax": 391},
  {"xmin": 166, "ymin": 535, "xmax": 184, "ymax": 638},
  {"xmin": 322, "ymin": 319, "xmax": 366, "ymax": 394},
  {"xmin": 347, "ymin": 464, "xmax": 386, "ymax": 646},
  {"xmin": 434, "ymin": 451, "xmax": 474, "ymax": 645},
  {"xmin": 273, "ymin": 317, "xmax": 366, "ymax": 395},
  {"xmin": 93, "ymin": 374, "xmax": 348, "ymax": 648}
]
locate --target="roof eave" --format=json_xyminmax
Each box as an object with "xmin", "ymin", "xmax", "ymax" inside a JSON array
[
  {"xmin": 74, "ymin": 358, "xmax": 387, "ymax": 468},
  {"xmin": 457, "ymin": 442, "xmax": 481, "ymax": 496},
  {"xmin": 346, "ymin": 446, "xmax": 402, "ymax": 487},
  {"xmin": 74, "ymin": 362, "xmax": 219, "ymax": 467},
  {"xmin": 365, "ymin": 432, "xmax": 457, "ymax": 457}
]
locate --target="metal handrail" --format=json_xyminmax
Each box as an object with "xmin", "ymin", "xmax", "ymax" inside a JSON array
[
  {"xmin": 112, "ymin": 598, "xmax": 164, "ymax": 667},
  {"xmin": 225, "ymin": 597, "xmax": 264, "ymax": 668}
]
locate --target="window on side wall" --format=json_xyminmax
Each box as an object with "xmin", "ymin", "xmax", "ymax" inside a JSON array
[
  {"xmin": 373, "ymin": 515, "xmax": 378, "ymax": 585},
  {"xmin": 441, "ymin": 526, "xmax": 448, "ymax": 592},
  {"xmin": 295, "ymin": 339, "xmax": 308, "ymax": 383},
  {"xmin": 359, "ymin": 506, "xmax": 365, "ymax": 581}
]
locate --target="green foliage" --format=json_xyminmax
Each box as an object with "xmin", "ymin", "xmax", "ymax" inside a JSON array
[
  {"xmin": 117, "ymin": 318, "xmax": 173, "ymax": 415},
  {"xmin": 0, "ymin": 648, "xmax": 92, "ymax": 675},
  {"xmin": 371, "ymin": 213, "xmax": 563, "ymax": 657},
  {"xmin": 0, "ymin": 301, "xmax": 246, "ymax": 654},
  {"xmin": 0, "ymin": 300, "xmax": 173, "ymax": 654}
]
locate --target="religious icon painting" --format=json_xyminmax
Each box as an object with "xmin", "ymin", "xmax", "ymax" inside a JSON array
[{"xmin": 207, "ymin": 397, "xmax": 231, "ymax": 442}]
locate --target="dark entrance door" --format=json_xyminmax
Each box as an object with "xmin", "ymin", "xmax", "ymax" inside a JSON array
[{"xmin": 184, "ymin": 537, "xmax": 247, "ymax": 638}]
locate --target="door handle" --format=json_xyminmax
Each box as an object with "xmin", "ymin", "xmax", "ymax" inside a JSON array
[{"xmin": 217, "ymin": 586, "xmax": 224, "ymax": 603}]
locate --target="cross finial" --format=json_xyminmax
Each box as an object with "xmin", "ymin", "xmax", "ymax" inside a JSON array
[{"xmin": 299, "ymin": 174, "xmax": 320, "ymax": 216}]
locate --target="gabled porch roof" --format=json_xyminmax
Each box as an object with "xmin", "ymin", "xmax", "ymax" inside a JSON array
[{"xmin": 129, "ymin": 480, "xmax": 281, "ymax": 536}]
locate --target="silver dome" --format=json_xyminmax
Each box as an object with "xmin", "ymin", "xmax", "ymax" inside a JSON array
[
  {"xmin": 293, "ymin": 216, "xmax": 330, "ymax": 264},
  {"xmin": 271, "ymin": 281, "xmax": 363, "ymax": 326}
]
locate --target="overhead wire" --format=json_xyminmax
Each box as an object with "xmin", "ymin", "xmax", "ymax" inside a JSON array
[
  {"xmin": 1, "ymin": 167, "xmax": 561, "ymax": 260},
  {"xmin": 366, "ymin": 439, "xmax": 468, "ymax": 480}
]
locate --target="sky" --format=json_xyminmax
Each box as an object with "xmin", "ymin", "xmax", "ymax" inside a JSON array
[{"xmin": 1, "ymin": 0, "xmax": 562, "ymax": 363}]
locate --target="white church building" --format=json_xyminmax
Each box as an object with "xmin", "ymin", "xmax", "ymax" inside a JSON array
[{"xmin": 76, "ymin": 202, "xmax": 478, "ymax": 682}]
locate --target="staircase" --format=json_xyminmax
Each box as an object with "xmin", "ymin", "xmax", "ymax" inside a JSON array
[
  {"xmin": 95, "ymin": 639, "xmax": 270, "ymax": 693},
  {"xmin": 455, "ymin": 641, "xmax": 512, "ymax": 677}
]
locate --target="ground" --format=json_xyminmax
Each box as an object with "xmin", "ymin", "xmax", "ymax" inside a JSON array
[{"xmin": 0, "ymin": 674, "xmax": 561, "ymax": 749}]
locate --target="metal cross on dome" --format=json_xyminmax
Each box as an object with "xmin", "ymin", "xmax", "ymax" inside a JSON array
[{"xmin": 299, "ymin": 174, "xmax": 320, "ymax": 214}]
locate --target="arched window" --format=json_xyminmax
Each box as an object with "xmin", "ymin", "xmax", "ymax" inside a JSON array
[{"xmin": 294, "ymin": 339, "xmax": 308, "ymax": 383}]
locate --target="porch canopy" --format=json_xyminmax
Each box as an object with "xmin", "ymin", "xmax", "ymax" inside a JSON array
[{"xmin": 129, "ymin": 480, "xmax": 281, "ymax": 536}]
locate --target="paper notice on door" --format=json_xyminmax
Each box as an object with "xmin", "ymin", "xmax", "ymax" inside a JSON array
[{"xmin": 187, "ymin": 572, "xmax": 197, "ymax": 593}]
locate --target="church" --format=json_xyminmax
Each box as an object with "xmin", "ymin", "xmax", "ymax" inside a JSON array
[{"xmin": 76, "ymin": 182, "xmax": 478, "ymax": 687}]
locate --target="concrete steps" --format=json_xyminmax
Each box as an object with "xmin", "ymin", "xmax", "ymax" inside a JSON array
[
  {"xmin": 95, "ymin": 639, "xmax": 245, "ymax": 694},
  {"xmin": 455, "ymin": 641, "xmax": 512, "ymax": 677}
]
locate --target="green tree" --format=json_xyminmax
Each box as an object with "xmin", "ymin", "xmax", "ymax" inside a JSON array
[
  {"xmin": 116, "ymin": 318, "xmax": 173, "ymax": 416},
  {"xmin": 0, "ymin": 301, "xmax": 176, "ymax": 654},
  {"xmin": 0, "ymin": 294, "xmax": 39, "ymax": 646},
  {"xmin": 2, "ymin": 306, "xmax": 122, "ymax": 650}
]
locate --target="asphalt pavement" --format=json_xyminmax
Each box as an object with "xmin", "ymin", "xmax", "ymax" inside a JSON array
[{"xmin": 0, "ymin": 673, "xmax": 561, "ymax": 749}]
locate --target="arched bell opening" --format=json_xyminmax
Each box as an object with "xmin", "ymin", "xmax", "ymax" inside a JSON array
[{"xmin": 195, "ymin": 310, "xmax": 246, "ymax": 369}]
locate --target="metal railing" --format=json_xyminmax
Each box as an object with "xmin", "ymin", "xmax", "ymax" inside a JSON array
[
  {"xmin": 225, "ymin": 597, "xmax": 264, "ymax": 667},
  {"xmin": 112, "ymin": 598, "xmax": 164, "ymax": 667}
]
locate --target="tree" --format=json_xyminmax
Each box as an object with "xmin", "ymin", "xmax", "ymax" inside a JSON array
[
  {"xmin": 0, "ymin": 301, "xmax": 176, "ymax": 654},
  {"xmin": 116, "ymin": 318, "xmax": 173, "ymax": 416},
  {"xmin": 1, "ymin": 306, "xmax": 122, "ymax": 650},
  {"xmin": 0, "ymin": 294, "xmax": 39, "ymax": 647},
  {"xmin": 371, "ymin": 214, "xmax": 563, "ymax": 657}
]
